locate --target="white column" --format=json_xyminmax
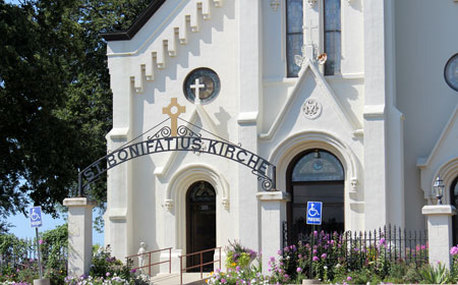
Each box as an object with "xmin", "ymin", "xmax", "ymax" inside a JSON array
[
  {"xmin": 256, "ymin": 191, "xmax": 290, "ymax": 275},
  {"xmin": 237, "ymin": 0, "xmax": 262, "ymax": 251},
  {"xmin": 363, "ymin": 0, "xmax": 389, "ymax": 229},
  {"xmin": 63, "ymin": 197, "xmax": 96, "ymax": 277},
  {"xmin": 422, "ymin": 205, "xmax": 456, "ymax": 269}
]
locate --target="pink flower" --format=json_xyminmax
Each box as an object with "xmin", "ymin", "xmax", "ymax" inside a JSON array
[
  {"xmin": 38, "ymin": 239, "xmax": 44, "ymax": 245},
  {"xmin": 321, "ymin": 253, "xmax": 327, "ymax": 259},
  {"xmin": 221, "ymin": 278, "xmax": 227, "ymax": 284},
  {"xmin": 450, "ymin": 246, "xmax": 458, "ymax": 255},
  {"xmin": 296, "ymin": 267, "xmax": 302, "ymax": 273},
  {"xmin": 312, "ymin": 256, "xmax": 319, "ymax": 261},
  {"xmin": 106, "ymin": 272, "xmax": 111, "ymax": 277},
  {"xmin": 347, "ymin": 276, "xmax": 352, "ymax": 281}
]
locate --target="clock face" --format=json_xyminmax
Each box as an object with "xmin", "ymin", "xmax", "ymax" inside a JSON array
[
  {"xmin": 444, "ymin": 53, "xmax": 458, "ymax": 92},
  {"xmin": 183, "ymin": 68, "xmax": 220, "ymax": 104}
]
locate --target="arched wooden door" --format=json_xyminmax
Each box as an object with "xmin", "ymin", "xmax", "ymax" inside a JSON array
[
  {"xmin": 450, "ymin": 177, "xmax": 458, "ymax": 245},
  {"xmin": 186, "ymin": 181, "xmax": 216, "ymax": 272}
]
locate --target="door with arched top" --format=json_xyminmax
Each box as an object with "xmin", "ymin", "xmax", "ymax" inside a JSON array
[
  {"xmin": 450, "ymin": 177, "xmax": 458, "ymax": 244},
  {"xmin": 186, "ymin": 181, "xmax": 216, "ymax": 272},
  {"xmin": 286, "ymin": 149, "xmax": 345, "ymax": 243}
]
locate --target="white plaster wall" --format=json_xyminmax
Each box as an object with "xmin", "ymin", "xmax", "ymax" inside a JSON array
[
  {"xmin": 107, "ymin": 0, "xmax": 240, "ymax": 261},
  {"xmin": 104, "ymin": 0, "xmax": 458, "ymax": 266},
  {"xmin": 395, "ymin": 0, "xmax": 458, "ymax": 229}
]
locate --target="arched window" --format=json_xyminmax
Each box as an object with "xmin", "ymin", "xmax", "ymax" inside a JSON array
[
  {"xmin": 324, "ymin": 0, "xmax": 341, "ymax": 75},
  {"xmin": 286, "ymin": 0, "xmax": 303, "ymax": 77},
  {"xmin": 287, "ymin": 149, "xmax": 345, "ymax": 243},
  {"xmin": 292, "ymin": 149, "xmax": 345, "ymax": 181}
]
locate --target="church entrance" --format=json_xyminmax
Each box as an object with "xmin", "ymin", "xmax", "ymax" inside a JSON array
[
  {"xmin": 186, "ymin": 181, "xmax": 216, "ymax": 272},
  {"xmin": 286, "ymin": 149, "xmax": 345, "ymax": 244},
  {"xmin": 450, "ymin": 177, "xmax": 458, "ymax": 244}
]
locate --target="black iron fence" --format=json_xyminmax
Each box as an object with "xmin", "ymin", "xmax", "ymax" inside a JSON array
[{"xmin": 282, "ymin": 222, "xmax": 428, "ymax": 268}]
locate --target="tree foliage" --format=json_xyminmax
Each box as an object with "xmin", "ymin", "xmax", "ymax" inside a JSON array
[{"xmin": 0, "ymin": 0, "xmax": 150, "ymax": 217}]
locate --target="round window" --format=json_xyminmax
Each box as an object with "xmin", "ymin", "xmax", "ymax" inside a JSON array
[
  {"xmin": 183, "ymin": 68, "xmax": 220, "ymax": 104},
  {"xmin": 444, "ymin": 53, "xmax": 458, "ymax": 92}
]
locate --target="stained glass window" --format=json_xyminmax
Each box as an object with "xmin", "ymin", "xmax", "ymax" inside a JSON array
[
  {"xmin": 324, "ymin": 0, "xmax": 341, "ymax": 75},
  {"xmin": 286, "ymin": 0, "xmax": 303, "ymax": 77},
  {"xmin": 292, "ymin": 150, "xmax": 344, "ymax": 182}
]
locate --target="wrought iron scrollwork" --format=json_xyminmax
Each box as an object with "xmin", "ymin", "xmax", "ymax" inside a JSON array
[
  {"xmin": 148, "ymin": 126, "xmax": 171, "ymax": 141},
  {"xmin": 177, "ymin": 125, "xmax": 201, "ymax": 138},
  {"xmin": 252, "ymin": 169, "xmax": 274, "ymax": 191}
]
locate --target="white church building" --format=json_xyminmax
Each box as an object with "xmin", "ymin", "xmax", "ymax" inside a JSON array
[{"xmin": 96, "ymin": 0, "xmax": 458, "ymax": 273}]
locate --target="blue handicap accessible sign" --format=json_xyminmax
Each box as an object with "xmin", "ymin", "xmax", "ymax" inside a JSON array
[
  {"xmin": 29, "ymin": 206, "xmax": 43, "ymax": 228},
  {"xmin": 306, "ymin": 201, "xmax": 322, "ymax": 225}
]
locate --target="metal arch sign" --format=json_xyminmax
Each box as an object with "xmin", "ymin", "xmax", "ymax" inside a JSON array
[{"xmin": 78, "ymin": 98, "xmax": 277, "ymax": 195}]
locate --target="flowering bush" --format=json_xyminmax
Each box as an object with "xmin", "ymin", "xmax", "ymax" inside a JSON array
[
  {"xmin": 268, "ymin": 230, "xmax": 429, "ymax": 284},
  {"xmin": 64, "ymin": 274, "xmax": 130, "ymax": 285},
  {"xmin": 225, "ymin": 240, "xmax": 257, "ymax": 270},
  {"xmin": 206, "ymin": 267, "xmax": 267, "ymax": 285}
]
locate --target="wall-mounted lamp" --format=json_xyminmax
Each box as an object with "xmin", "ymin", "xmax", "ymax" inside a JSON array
[{"xmin": 433, "ymin": 176, "xmax": 445, "ymax": 205}]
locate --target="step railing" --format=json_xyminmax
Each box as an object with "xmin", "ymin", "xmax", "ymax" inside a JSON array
[
  {"xmin": 126, "ymin": 247, "xmax": 172, "ymax": 276},
  {"xmin": 179, "ymin": 247, "xmax": 221, "ymax": 285}
]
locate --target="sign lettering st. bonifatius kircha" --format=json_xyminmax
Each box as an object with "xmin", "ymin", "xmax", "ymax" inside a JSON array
[
  {"xmin": 29, "ymin": 206, "xmax": 42, "ymax": 228},
  {"xmin": 306, "ymin": 201, "xmax": 322, "ymax": 225}
]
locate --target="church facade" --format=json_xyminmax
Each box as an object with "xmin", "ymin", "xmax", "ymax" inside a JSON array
[{"xmin": 101, "ymin": 0, "xmax": 458, "ymax": 273}]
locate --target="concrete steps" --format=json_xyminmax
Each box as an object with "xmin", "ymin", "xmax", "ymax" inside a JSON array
[{"xmin": 149, "ymin": 273, "xmax": 210, "ymax": 285}]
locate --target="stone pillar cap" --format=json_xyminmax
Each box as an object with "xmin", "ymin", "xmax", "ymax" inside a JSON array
[
  {"xmin": 63, "ymin": 197, "xmax": 97, "ymax": 207},
  {"xmin": 422, "ymin": 204, "xmax": 456, "ymax": 216},
  {"xmin": 256, "ymin": 191, "xmax": 291, "ymax": 201}
]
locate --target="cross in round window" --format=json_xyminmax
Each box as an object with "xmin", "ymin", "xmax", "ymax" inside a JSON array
[{"xmin": 183, "ymin": 68, "xmax": 220, "ymax": 104}]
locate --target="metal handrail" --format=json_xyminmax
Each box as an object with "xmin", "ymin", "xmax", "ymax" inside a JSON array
[
  {"xmin": 179, "ymin": 247, "xmax": 222, "ymax": 285},
  {"xmin": 126, "ymin": 247, "xmax": 172, "ymax": 276}
]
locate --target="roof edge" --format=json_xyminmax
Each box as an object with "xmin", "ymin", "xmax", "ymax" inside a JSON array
[{"xmin": 102, "ymin": 0, "xmax": 167, "ymax": 41}]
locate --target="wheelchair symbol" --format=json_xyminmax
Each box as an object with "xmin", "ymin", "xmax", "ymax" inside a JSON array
[
  {"xmin": 31, "ymin": 209, "xmax": 40, "ymax": 221},
  {"xmin": 308, "ymin": 203, "xmax": 319, "ymax": 217}
]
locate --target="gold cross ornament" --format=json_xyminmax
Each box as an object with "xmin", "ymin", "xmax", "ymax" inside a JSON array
[{"xmin": 162, "ymin": 98, "xmax": 186, "ymax": 136}]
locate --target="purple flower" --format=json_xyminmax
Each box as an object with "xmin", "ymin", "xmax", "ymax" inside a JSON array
[
  {"xmin": 312, "ymin": 256, "xmax": 319, "ymax": 262},
  {"xmin": 296, "ymin": 267, "xmax": 302, "ymax": 273},
  {"xmin": 347, "ymin": 276, "xmax": 352, "ymax": 281},
  {"xmin": 277, "ymin": 249, "xmax": 282, "ymax": 255},
  {"xmin": 321, "ymin": 253, "xmax": 327, "ymax": 259},
  {"xmin": 38, "ymin": 239, "xmax": 44, "ymax": 245},
  {"xmin": 130, "ymin": 269, "xmax": 137, "ymax": 273},
  {"xmin": 236, "ymin": 266, "xmax": 240, "ymax": 272},
  {"xmin": 106, "ymin": 272, "xmax": 111, "ymax": 277},
  {"xmin": 313, "ymin": 249, "xmax": 317, "ymax": 254},
  {"xmin": 379, "ymin": 238, "xmax": 386, "ymax": 246},
  {"xmin": 270, "ymin": 256, "xmax": 275, "ymax": 262},
  {"xmin": 221, "ymin": 278, "xmax": 227, "ymax": 284}
]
